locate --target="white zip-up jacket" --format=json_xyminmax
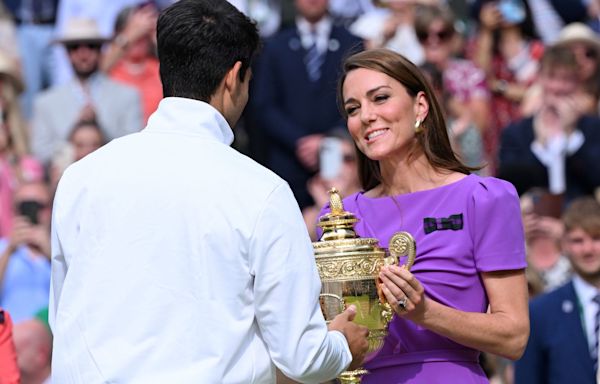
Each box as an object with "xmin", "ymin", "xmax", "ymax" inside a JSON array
[{"xmin": 50, "ymin": 97, "xmax": 351, "ymax": 383}]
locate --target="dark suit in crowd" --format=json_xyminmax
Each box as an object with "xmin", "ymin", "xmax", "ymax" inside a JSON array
[
  {"xmin": 248, "ymin": 22, "xmax": 362, "ymax": 209},
  {"xmin": 515, "ymin": 281, "xmax": 597, "ymax": 384}
]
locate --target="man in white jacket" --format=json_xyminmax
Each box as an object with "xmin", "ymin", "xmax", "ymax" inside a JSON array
[{"xmin": 49, "ymin": 0, "xmax": 369, "ymax": 383}]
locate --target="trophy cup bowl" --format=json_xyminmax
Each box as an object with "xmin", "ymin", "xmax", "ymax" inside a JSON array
[{"xmin": 313, "ymin": 188, "xmax": 416, "ymax": 383}]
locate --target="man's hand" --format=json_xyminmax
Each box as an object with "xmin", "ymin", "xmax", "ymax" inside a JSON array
[
  {"xmin": 479, "ymin": 2, "xmax": 503, "ymax": 30},
  {"xmin": 328, "ymin": 305, "xmax": 369, "ymax": 371},
  {"xmin": 8, "ymin": 217, "xmax": 51, "ymax": 258},
  {"xmin": 7, "ymin": 217, "xmax": 30, "ymax": 254}
]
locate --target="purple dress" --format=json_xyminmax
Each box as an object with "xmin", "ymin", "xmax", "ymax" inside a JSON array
[{"xmin": 320, "ymin": 174, "xmax": 526, "ymax": 383}]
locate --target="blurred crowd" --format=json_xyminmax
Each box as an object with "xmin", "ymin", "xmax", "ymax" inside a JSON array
[{"xmin": 0, "ymin": 0, "xmax": 599, "ymax": 383}]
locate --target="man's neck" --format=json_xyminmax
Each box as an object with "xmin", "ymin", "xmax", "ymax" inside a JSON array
[{"xmin": 75, "ymin": 71, "xmax": 99, "ymax": 85}]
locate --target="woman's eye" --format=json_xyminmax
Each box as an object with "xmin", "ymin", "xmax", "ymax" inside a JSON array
[
  {"xmin": 345, "ymin": 106, "xmax": 358, "ymax": 115},
  {"xmin": 374, "ymin": 94, "xmax": 389, "ymax": 102}
]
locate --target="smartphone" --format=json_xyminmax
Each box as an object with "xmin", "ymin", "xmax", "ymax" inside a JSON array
[
  {"xmin": 18, "ymin": 200, "xmax": 43, "ymax": 225},
  {"xmin": 497, "ymin": 0, "xmax": 526, "ymax": 24},
  {"xmin": 319, "ymin": 137, "xmax": 343, "ymax": 180}
]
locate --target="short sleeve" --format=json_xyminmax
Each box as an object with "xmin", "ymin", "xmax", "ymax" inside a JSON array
[{"xmin": 468, "ymin": 177, "xmax": 527, "ymax": 272}]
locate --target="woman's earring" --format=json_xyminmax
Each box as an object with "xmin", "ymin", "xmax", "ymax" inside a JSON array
[{"xmin": 414, "ymin": 119, "xmax": 422, "ymax": 133}]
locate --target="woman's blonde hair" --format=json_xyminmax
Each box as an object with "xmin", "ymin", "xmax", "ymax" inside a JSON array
[{"xmin": 1, "ymin": 76, "xmax": 29, "ymax": 156}]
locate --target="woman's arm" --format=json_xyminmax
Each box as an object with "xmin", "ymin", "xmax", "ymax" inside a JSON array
[
  {"xmin": 472, "ymin": 3, "xmax": 500, "ymax": 76},
  {"xmin": 379, "ymin": 265, "xmax": 529, "ymax": 360}
]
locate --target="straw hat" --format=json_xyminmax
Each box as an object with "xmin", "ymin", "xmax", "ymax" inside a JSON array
[
  {"xmin": 55, "ymin": 18, "xmax": 109, "ymax": 45},
  {"xmin": 0, "ymin": 50, "xmax": 24, "ymax": 94},
  {"xmin": 555, "ymin": 22, "xmax": 600, "ymax": 48}
]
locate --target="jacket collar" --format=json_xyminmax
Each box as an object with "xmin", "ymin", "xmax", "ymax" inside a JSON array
[{"xmin": 144, "ymin": 97, "xmax": 234, "ymax": 145}]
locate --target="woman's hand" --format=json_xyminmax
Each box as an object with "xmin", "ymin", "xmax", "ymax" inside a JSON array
[
  {"xmin": 523, "ymin": 213, "xmax": 564, "ymax": 242},
  {"xmin": 379, "ymin": 265, "xmax": 427, "ymax": 322},
  {"xmin": 479, "ymin": 3, "xmax": 502, "ymax": 31},
  {"xmin": 379, "ymin": 265, "xmax": 529, "ymax": 360},
  {"xmin": 121, "ymin": 5, "xmax": 158, "ymax": 44},
  {"xmin": 306, "ymin": 175, "xmax": 331, "ymax": 209}
]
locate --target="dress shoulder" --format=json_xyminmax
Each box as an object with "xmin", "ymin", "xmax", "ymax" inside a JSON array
[
  {"xmin": 470, "ymin": 176, "xmax": 520, "ymax": 207},
  {"xmin": 467, "ymin": 176, "xmax": 527, "ymax": 272}
]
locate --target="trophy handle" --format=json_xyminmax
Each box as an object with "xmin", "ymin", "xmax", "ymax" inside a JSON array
[
  {"xmin": 319, "ymin": 293, "xmax": 345, "ymax": 322},
  {"xmin": 387, "ymin": 231, "xmax": 416, "ymax": 271},
  {"xmin": 379, "ymin": 232, "xmax": 417, "ymax": 323}
]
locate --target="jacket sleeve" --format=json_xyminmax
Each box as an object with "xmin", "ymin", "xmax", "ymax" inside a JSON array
[
  {"xmin": 248, "ymin": 182, "xmax": 351, "ymax": 382},
  {"xmin": 514, "ymin": 300, "xmax": 546, "ymax": 384}
]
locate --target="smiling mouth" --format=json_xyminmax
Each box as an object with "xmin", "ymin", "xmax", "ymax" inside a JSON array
[{"xmin": 366, "ymin": 128, "xmax": 388, "ymax": 141}]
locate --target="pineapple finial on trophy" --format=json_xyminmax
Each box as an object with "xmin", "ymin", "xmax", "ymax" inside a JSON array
[{"xmin": 329, "ymin": 187, "xmax": 344, "ymax": 215}]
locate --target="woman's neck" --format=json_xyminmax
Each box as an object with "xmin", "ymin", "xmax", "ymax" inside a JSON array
[{"xmin": 372, "ymin": 151, "xmax": 456, "ymax": 196}]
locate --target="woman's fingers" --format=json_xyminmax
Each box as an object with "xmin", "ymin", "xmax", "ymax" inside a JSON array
[
  {"xmin": 380, "ymin": 283, "xmax": 411, "ymax": 313},
  {"xmin": 379, "ymin": 266, "xmax": 424, "ymax": 308},
  {"xmin": 381, "ymin": 266, "xmax": 421, "ymax": 295}
]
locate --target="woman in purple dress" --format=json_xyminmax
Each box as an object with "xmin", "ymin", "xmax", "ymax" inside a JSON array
[{"xmin": 331, "ymin": 48, "xmax": 529, "ymax": 383}]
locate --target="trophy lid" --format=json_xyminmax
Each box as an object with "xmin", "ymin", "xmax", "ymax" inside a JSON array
[
  {"xmin": 316, "ymin": 187, "xmax": 359, "ymax": 240},
  {"xmin": 313, "ymin": 188, "xmax": 386, "ymax": 281}
]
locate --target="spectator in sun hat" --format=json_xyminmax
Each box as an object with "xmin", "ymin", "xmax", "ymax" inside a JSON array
[
  {"xmin": 30, "ymin": 17, "xmax": 142, "ymax": 165},
  {"xmin": 522, "ymin": 22, "xmax": 600, "ymax": 117},
  {"xmin": 555, "ymin": 22, "xmax": 600, "ymax": 114}
]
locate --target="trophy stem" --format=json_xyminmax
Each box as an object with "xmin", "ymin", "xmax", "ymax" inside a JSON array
[{"xmin": 338, "ymin": 369, "xmax": 369, "ymax": 383}]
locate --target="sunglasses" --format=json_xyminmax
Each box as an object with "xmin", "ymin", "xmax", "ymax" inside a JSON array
[
  {"xmin": 65, "ymin": 43, "xmax": 102, "ymax": 52},
  {"xmin": 417, "ymin": 28, "xmax": 454, "ymax": 43},
  {"xmin": 585, "ymin": 48, "xmax": 598, "ymax": 59}
]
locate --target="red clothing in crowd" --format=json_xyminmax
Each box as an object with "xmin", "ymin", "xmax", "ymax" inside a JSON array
[
  {"xmin": 0, "ymin": 310, "xmax": 20, "ymax": 384},
  {"xmin": 110, "ymin": 58, "xmax": 163, "ymax": 124}
]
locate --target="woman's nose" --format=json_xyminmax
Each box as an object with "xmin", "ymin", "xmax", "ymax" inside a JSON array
[{"xmin": 359, "ymin": 105, "xmax": 376, "ymax": 123}]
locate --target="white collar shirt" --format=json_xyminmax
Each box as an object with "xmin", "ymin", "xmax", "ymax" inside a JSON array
[
  {"xmin": 530, "ymin": 130, "xmax": 585, "ymax": 194},
  {"xmin": 296, "ymin": 16, "xmax": 333, "ymax": 53},
  {"xmin": 49, "ymin": 97, "xmax": 351, "ymax": 383}
]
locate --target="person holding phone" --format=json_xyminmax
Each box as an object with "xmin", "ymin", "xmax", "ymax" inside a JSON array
[
  {"xmin": 0, "ymin": 181, "xmax": 51, "ymax": 324},
  {"xmin": 471, "ymin": 0, "xmax": 542, "ymax": 173},
  {"xmin": 303, "ymin": 129, "xmax": 361, "ymax": 241}
]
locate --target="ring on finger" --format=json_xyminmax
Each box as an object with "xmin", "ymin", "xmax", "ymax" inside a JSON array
[{"xmin": 397, "ymin": 297, "xmax": 408, "ymax": 311}]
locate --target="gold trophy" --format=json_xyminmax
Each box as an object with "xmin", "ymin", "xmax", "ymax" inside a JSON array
[{"xmin": 313, "ymin": 188, "xmax": 416, "ymax": 383}]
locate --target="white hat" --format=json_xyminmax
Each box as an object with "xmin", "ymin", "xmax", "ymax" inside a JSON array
[
  {"xmin": 55, "ymin": 18, "xmax": 109, "ymax": 45},
  {"xmin": 556, "ymin": 22, "xmax": 600, "ymax": 48}
]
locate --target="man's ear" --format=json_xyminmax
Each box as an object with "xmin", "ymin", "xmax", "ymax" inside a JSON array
[{"xmin": 224, "ymin": 61, "xmax": 243, "ymax": 97}]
